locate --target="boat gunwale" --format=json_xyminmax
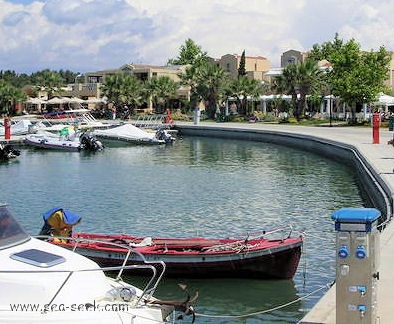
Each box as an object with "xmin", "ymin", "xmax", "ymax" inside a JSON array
[{"xmin": 52, "ymin": 231, "xmax": 303, "ymax": 256}]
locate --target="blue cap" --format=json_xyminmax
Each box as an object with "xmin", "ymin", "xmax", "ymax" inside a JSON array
[{"xmin": 43, "ymin": 207, "xmax": 82, "ymax": 225}]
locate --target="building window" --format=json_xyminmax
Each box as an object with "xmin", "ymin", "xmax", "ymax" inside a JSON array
[
  {"xmin": 134, "ymin": 73, "xmax": 148, "ymax": 81},
  {"xmin": 226, "ymin": 63, "xmax": 230, "ymax": 72},
  {"xmin": 287, "ymin": 57, "xmax": 296, "ymax": 65},
  {"xmin": 88, "ymin": 76, "xmax": 102, "ymax": 83}
]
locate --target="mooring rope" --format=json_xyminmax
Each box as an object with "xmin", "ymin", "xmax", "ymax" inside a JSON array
[{"xmin": 194, "ymin": 283, "xmax": 333, "ymax": 320}]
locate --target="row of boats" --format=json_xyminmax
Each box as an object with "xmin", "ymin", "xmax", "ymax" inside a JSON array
[
  {"xmin": 0, "ymin": 110, "xmax": 177, "ymax": 160},
  {"xmin": 23, "ymin": 123, "xmax": 176, "ymax": 152}
]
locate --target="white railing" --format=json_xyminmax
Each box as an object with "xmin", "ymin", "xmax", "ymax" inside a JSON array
[{"xmin": 33, "ymin": 235, "xmax": 167, "ymax": 301}]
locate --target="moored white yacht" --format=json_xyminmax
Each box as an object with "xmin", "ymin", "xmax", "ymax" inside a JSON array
[
  {"xmin": 24, "ymin": 128, "xmax": 104, "ymax": 152},
  {"xmin": 0, "ymin": 204, "xmax": 177, "ymax": 323},
  {"xmin": 93, "ymin": 123, "xmax": 175, "ymax": 145}
]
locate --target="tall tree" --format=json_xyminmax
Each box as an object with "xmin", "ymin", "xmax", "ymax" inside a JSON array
[
  {"xmin": 146, "ymin": 76, "xmax": 178, "ymax": 113},
  {"xmin": 309, "ymin": 34, "xmax": 391, "ymax": 122},
  {"xmin": 0, "ymin": 80, "xmax": 26, "ymax": 116},
  {"xmin": 101, "ymin": 73, "xmax": 145, "ymax": 116},
  {"xmin": 178, "ymin": 61, "xmax": 205, "ymax": 111},
  {"xmin": 274, "ymin": 63, "xmax": 299, "ymax": 119},
  {"xmin": 274, "ymin": 60, "xmax": 324, "ymax": 120},
  {"xmin": 238, "ymin": 50, "xmax": 246, "ymax": 78},
  {"xmin": 0, "ymin": 70, "xmax": 22, "ymax": 88},
  {"xmin": 59, "ymin": 69, "xmax": 82, "ymax": 84},
  {"xmin": 167, "ymin": 39, "xmax": 208, "ymax": 66},
  {"xmin": 196, "ymin": 63, "xmax": 230, "ymax": 118},
  {"xmin": 227, "ymin": 75, "xmax": 263, "ymax": 116},
  {"xmin": 33, "ymin": 69, "xmax": 66, "ymax": 99},
  {"xmin": 296, "ymin": 59, "xmax": 325, "ymax": 118}
]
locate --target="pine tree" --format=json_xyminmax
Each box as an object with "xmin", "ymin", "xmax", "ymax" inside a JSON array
[{"xmin": 238, "ymin": 50, "xmax": 246, "ymax": 78}]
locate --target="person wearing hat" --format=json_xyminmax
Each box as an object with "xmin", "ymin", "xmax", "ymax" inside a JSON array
[{"xmin": 39, "ymin": 207, "xmax": 82, "ymax": 243}]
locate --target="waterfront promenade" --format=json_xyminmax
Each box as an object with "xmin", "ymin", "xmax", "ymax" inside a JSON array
[{"xmin": 3, "ymin": 121, "xmax": 394, "ymax": 322}]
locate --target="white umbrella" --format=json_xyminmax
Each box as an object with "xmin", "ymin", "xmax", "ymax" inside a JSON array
[
  {"xmin": 84, "ymin": 97, "xmax": 107, "ymax": 104},
  {"xmin": 376, "ymin": 93, "xmax": 394, "ymax": 105},
  {"xmin": 69, "ymin": 97, "xmax": 85, "ymax": 103},
  {"xmin": 46, "ymin": 97, "xmax": 72, "ymax": 104},
  {"xmin": 27, "ymin": 97, "xmax": 44, "ymax": 104}
]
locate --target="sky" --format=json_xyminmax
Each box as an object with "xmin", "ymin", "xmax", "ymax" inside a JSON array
[{"xmin": 1, "ymin": 0, "xmax": 394, "ymax": 74}]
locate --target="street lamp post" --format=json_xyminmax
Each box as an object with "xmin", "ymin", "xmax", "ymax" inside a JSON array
[
  {"xmin": 325, "ymin": 66, "xmax": 333, "ymax": 127},
  {"xmin": 74, "ymin": 74, "xmax": 82, "ymax": 84},
  {"xmin": 74, "ymin": 74, "xmax": 83, "ymax": 95}
]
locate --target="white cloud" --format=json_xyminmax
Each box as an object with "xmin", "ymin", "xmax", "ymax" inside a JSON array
[{"xmin": 0, "ymin": 0, "xmax": 394, "ymax": 73}]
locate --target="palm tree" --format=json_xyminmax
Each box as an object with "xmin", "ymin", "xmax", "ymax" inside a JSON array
[
  {"xmin": 227, "ymin": 76, "xmax": 264, "ymax": 116},
  {"xmin": 274, "ymin": 60, "xmax": 324, "ymax": 120},
  {"xmin": 0, "ymin": 80, "xmax": 26, "ymax": 116},
  {"xmin": 297, "ymin": 60, "xmax": 325, "ymax": 117},
  {"xmin": 178, "ymin": 62, "xmax": 205, "ymax": 112},
  {"xmin": 101, "ymin": 74, "xmax": 145, "ymax": 117},
  {"xmin": 274, "ymin": 64, "xmax": 299, "ymax": 119},
  {"xmin": 146, "ymin": 76, "xmax": 178, "ymax": 113},
  {"xmin": 195, "ymin": 64, "xmax": 229, "ymax": 119},
  {"xmin": 33, "ymin": 69, "xmax": 66, "ymax": 99}
]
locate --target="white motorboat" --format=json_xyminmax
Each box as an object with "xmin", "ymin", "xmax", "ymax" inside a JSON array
[
  {"xmin": 0, "ymin": 119, "xmax": 32, "ymax": 136},
  {"xmin": 24, "ymin": 128, "xmax": 104, "ymax": 152},
  {"xmin": 40, "ymin": 109, "xmax": 114, "ymax": 131},
  {"xmin": 93, "ymin": 123, "xmax": 175, "ymax": 145},
  {"xmin": 0, "ymin": 204, "xmax": 183, "ymax": 323}
]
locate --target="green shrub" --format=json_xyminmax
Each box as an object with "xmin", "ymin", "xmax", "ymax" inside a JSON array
[
  {"xmin": 171, "ymin": 111, "xmax": 192, "ymax": 121},
  {"xmin": 262, "ymin": 114, "xmax": 276, "ymax": 122}
]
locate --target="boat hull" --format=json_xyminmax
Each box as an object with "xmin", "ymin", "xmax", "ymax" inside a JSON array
[
  {"xmin": 80, "ymin": 244, "xmax": 301, "ymax": 279},
  {"xmin": 93, "ymin": 124, "xmax": 168, "ymax": 145},
  {"xmin": 25, "ymin": 131, "xmax": 103, "ymax": 152},
  {"xmin": 55, "ymin": 233, "xmax": 303, "ymax": 279},
  {"xmin": 24, "ymin": 137, "xmax": 81, "ymax": 151},
  {"xmin": 95, "ymin": 134, "xmax": 164, "ymax": 145}
]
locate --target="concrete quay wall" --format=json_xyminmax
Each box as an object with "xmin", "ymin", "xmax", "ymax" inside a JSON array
[{"xmin": 175, "ymin": 123, "xmax": 393, "ymax": 223}]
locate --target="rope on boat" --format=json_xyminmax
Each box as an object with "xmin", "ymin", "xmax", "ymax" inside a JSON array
[
  {"xmin": 194, "ymin": 282, "xmax": 333, "ymax": 320},
  {"xmin": 202, "ymin": 226, "xmax": 295, "ymax": 253}
]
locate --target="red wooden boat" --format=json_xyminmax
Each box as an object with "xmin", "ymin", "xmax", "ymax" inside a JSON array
[{"xmin": 51, "ymin": 228, "xmax": 303, "ymax": 279}]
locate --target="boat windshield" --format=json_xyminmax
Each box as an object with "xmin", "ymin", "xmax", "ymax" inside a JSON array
[{"xmin": 0, "ymin": 205, "xmax": 30, "ymax": 250}]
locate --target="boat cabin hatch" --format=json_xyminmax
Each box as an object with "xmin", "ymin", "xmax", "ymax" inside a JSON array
[{"xmin": 10, "ymin": 249, "xmax": 66, "ymax": 267}]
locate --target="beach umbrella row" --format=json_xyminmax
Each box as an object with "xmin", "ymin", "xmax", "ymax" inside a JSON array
[{"xmin": 27, "ymin": 97, "xmax": 107, "ymax": 105}]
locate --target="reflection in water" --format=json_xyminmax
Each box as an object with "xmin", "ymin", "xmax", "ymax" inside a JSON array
[
  {"xmin": 1, "ymin": 136, "xmax": 364, "ymax": 323},
  {"xmin": 128, "ymin": 275, "xmax": 300, "ymax": 323}
]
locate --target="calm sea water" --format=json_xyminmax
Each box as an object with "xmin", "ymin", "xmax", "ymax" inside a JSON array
[{"xmin": 0, "ymin": 136, "xmax": 364, "ymax": 323}]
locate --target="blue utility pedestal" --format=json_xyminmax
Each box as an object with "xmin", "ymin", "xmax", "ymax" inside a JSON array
[{"xmin": 332, "ymin": 208, "xmax": 380, "ymax": 324}]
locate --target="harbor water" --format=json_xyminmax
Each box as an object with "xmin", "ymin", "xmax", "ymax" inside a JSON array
[{"xmin": 0, "ymin": 136, "xmax": 365, "ymax": 323}]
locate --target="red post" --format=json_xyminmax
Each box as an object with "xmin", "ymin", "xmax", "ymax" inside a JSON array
[
  {"xmin": 372, "ymin": 113, "xmax": 380, "ymax": 144},
  {"xmin": 4, "ymin": 117, "xmax": 11, "ymax": 140}
]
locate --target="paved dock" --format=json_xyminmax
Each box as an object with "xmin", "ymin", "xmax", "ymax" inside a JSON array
[
  {"xmin": 246, "ymin": 123, "xmax": 394, "ymax": 324},
  {"xmin": 4, "ymin": 121, "xmax": 394, "ymax": 322}
]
